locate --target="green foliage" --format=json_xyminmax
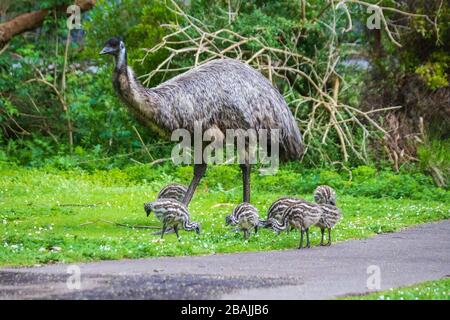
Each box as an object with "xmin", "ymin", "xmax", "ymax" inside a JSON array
[
  {"xmin": 360, "ymin": 1, "xmax": 449, "ymax": 166},
  {"xmin": 1, "ymin": 164, "xmax": 448, "ymax": 266},
  {"xmin": 6, "ymin": 0, "xmax": 71, "ymax": 12},
  {"xmin": 0, "ymin": 0, "xmax": 174, "ymax": 165},
  {"xmin": 1, "ymin": 0, "xmax": 448, "ymax": 271},
  {"xmin": 83, "ymin": 0, "xmax": 176, "ymax": 84},
  {"xmin": 415, "ymin": 57, "xmax": 449, "ymax": 90},
  {"xmin": 0, "ymin": 0, "xmax": 448, "ymax": 184},
  {"xmin": 418, "ymin": 139, "xmax": 450, "ymax": 187}
]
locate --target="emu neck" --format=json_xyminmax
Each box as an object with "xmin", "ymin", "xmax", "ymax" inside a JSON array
[
  {"xmin": 115, "ymin": 48, "xmax": 127, "ymax": 71},
  {"xmin": 274, "ymin": 215, "xmax": 289, "ymax": 231},
  {"xmin": 112, "ymin": 51, "xmax": 168, "ymax": 137},
  {"xmin": 183, "ymin": 219, "xmax": 195, "ymax": 230}
]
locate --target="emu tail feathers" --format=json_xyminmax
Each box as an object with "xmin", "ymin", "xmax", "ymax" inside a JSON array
[{"xmin": 279, "ymin": 122, "xmax": 303, "ymax": 161}]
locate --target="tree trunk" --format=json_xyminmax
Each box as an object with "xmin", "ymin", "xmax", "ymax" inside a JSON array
[
  {"xmin": 0, "ymin": 0, "xmax": 96, "ymax": 46},
  {"xmin": 373, "ymin": 28, "xmax": 382, "ymax": 58}
]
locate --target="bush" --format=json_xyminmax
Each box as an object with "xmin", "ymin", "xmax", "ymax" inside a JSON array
[{"xmin": 417, "ymin": 139, "xmax": 450, "ymax": 188}]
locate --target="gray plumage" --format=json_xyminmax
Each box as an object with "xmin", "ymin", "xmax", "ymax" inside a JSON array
[
  {"xmin": 263, "ymin": 197, "xmax": 306, "ymax": 234},
  {"xmin": 157, "ymin": 183, "xmax": 187, "ymax": 202},
  {"xmin": 226, "ymin": 202, "xmax": 260, "ymax": 239},
  {"xmin": 144, "ymin": 198, "xmax": 200, "ymax": 239},
  {"xmin": 313, "ymin": 185, "xmax": 341, "ymax": 246},
  {"xmin": 267, "ymin": 201, "xmax": 322, "ymax": 249},
  {"xmin": 316, "ymin": 203, "xmax": 342, "ymax": 246},
  {"xmin": 314, "ymin": 185, "xmax": 337, "ymax": 205},
  {"xmin": 266, "ymin": 197, "xmax": 305, "ymax": 221},
  {"xmin": 101, "ymin": 37, "xmax": 303, "ymax": 205},
  {"xmin": 102, "ymin": 37, "xmax": 304, "ymax": 158},
  {"xmin": 317, "ymin": 204, "xmax": 341, "ymax": 229},
  {"xmin": 144, "ymin": 184, "xmax": 187, "ymax": 235},
  {"xmin": 144, "ymin": 198, "xmax": 179, "ymax": 221}
]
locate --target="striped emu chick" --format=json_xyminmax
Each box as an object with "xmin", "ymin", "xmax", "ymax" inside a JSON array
[
  {"xmin": 314, "ymin": 185, "xmax": 337, "ymax": 206},
  {"xmin": 144, "ymin": 199, "xmax": 200, "ymax": 239},
  {"xmin": 265, "ymin": 197, "xmax": 305, "ymax": 234},
  {"xmin": 266, "ymin": 197, "xmax": 305, "ymax": 221},
  {"xmin": 157, "ymin": 183, "xmax": 187, "ymax": 202},
  {"xmin": 267, "ymin": 202, "xmax": 322, "ymax": 249},
  {"xmin": 313, "ymin": 185, "xmax": 341, "ymax": 246},
  {"xmin": 226, "ymin": 203, "xmax": 260, "ymax": 239},
  {"xmin": 316, "ymin": 204, "xmax": 342, "ymax": 246}
]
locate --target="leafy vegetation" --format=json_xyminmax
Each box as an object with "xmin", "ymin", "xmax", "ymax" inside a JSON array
[
  {"xmin": 0, "ymin": 0, "xmax": 449, "ymax": 276},
  {"xmin": 1, "ymin": 0, "xmax": 448, "ymax": 174},
  {"xmin": 1, "ymin": 163, "xmax": 448, "ymax": 266},
  {"xmin": 344, "ymin": 277, "xmax": 450, "ymax": 300}
]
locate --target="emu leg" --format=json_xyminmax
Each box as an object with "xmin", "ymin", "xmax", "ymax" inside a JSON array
[
  {"xmin": 299, "ymin": 229, "xmax": 304, "ymax": 249},
  {"xmin": 320, "ymin": 228, "xmax": 325, "ymax": 246},
  {"xmin": 306, "ymin": 228, "xmax": 310, "ymax": 248},
  {"xmin": 326, "ymin": 228, "xmax": 332, "ymax": 246},
  {"xmin": 254, "ymin": 225, "xmax": 258, "ymax": 234},
  {"xmin": 287, "ymin": 225, "xmax": 294, "ymax": 235},
  {"xmin": 240, "ymin": 163, "xmax": 251, "ymax": 203},
  {"xmin": 173, "ymin": 225, "xmax": 180, "ymax": 240},
  {"xmin": 161, "ymin": 223, "xmax": 167, "ymax": 239},
  {"xmin": 182, "ymin": 163, "xmax": 207, "ymax": 206}
]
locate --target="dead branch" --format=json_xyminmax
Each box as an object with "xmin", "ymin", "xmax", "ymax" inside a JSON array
[
  {"xmin": 138, "ymin": 0, "xmax": 428, "ymax": 164},
  {"xmin": 132, "ymin": 125, "xmax": 155, "ymax": 161},
  {"xmin": 0, "ymin": 0, "xmax": 96, "ymax": 47},
  {"xmin": 341, "ymin": 0, "xmax": 436, "ymax": 47},
  {"xmin": 80, "ymin": 219, "xmax": 160, "ymax": 230}
]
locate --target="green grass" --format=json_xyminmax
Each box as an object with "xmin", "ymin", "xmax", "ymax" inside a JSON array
[
  {"xmin": 0, "ymin": 164, "xmax": 449, "ymax": 267},
  {"xmin": 344, "ymin": 278, "xmax": 450, "ymax": 300}
]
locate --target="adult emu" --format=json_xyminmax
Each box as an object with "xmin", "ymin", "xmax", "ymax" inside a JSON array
[{"xmin": 100, "ymin": 37, "xmax": 303, "ymax": 206}]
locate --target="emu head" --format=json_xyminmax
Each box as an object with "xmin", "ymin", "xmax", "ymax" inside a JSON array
[
  {"xmin": 225, "ymin": 215, "xmax": 233, "ymax": 226},
  {"xmin": 99, "ymin": 37, "xmax": 123, "ymax": 56},
  {"xmin": 144, "ymin": 202, "xmax": 153, "ymax": 217},
  {"xmin": 191, "ymin": 222, "xmax": 201, "ymax": 235},
  {"xmin": 100, "ymin": 37, "xmax": 126, "ymax": 67}
]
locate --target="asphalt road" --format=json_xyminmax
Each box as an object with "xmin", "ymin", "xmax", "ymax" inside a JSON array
[{"xmin": 1, "ymin": 220, "xmax": 449, "ymax": 299}]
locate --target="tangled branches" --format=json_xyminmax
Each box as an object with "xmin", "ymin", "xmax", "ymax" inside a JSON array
[{"xmin": 139, "ymin": 0, "xmax": 433, "ymax": 165}]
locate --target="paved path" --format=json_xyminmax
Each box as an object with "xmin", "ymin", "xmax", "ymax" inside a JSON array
[{"xmin": 1, "ymin": 220, "xmax": 449, "ymax": 299}]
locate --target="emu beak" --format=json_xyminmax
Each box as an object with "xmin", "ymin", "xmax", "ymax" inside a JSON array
[{"xmin": 99, "ymin": 47, "xmax": 113, "ymax": 55}]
